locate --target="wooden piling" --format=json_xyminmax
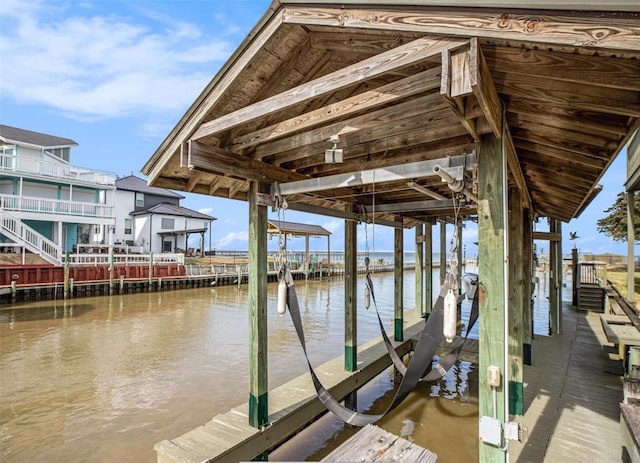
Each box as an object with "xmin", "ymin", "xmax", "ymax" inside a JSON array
[
  {"xmin": 415, "ymin": 223, "xmax": 424, "ymax": 317},
  {"xmin": 248, "ymin": 181, "xmax": 268, "ymax": 429},
  {"xmin": 440, "ymin": 220, "xmax": 447, "ymax": 286},
  {"xmin": 394, "ymin": 227, "xmax": 403, "ymax": 342},
  {"xmin": 523, "ymin": 208, "xmax": 533, "ymax": 366},
  {"xmin": 344, "ymin": 216, "xmax": 357, "ymax": 411},
  {"xmin": 508, "ymin": 187, "xmax": 524, "ymax": 416},
  {"xmin": 478, "ymin": 133, "xmax": 507, "ymax": 463},
  {"xmin": 425, "ymin": 220, "xmax": 433, "ymax": 315}
]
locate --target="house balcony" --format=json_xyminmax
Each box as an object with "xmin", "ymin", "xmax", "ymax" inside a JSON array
[
  {"xmin": 0, "ymin": 193, "xmax": 115, "ymax": 219},
  {"xmin": 0, "ymin": 154, "xmax": 115, "ymax": 186}
]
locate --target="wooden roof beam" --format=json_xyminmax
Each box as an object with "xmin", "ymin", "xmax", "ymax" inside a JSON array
[
  {"xmin": 187, "ymin": 171, "xmax": 203, "ymax": 192},
  {"xmin": 187, "ymin": 141, "xmax": 305, "ymax": 184},
  {"xmin": 191, "ymin": 36, "xmax": 465, "ymax": 141},
  {"xmin": 283, "ymin": 7, "xmax": 640, "ymax": 53},
  {"xmin": 440, "ymin": 39, "xmax": 502, "ymax": 141},
  {"xmin": 504, "ymin": 123, "xmax": 532, "ymax": 210},
  {"xmin": 275, "ymin": 152, "xmax": 475, "ymax": 196},
  {"xmin": 230, "ymin": 67, "xmax": 442, "ymax": 152}
]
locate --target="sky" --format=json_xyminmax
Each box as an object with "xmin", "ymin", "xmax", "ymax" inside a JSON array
[{"xmin": 0, "ymin": 0, "xmax": 634, "ymax": 257}]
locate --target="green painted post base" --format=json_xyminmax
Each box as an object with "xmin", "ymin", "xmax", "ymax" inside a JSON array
[
  {"xmin": 345, "ymin": 345, "xmax": 357, "ymax": 372},
  {"xmin": 248, "ymin": 392, "xmax": 269, "ymax": 428},
  {"xmin": 524, "ymin": 343, "xmax": 533, "ymax": 366},
  {"xmin": 394, "ymin": 318, "xmax": 403, "ymax": 342},
  {"xmin": 345, "ymin": 391, "xmax": 358, "ymax": 411},
  {"xmin": 253, "ymin": 450, "xmax": 269, "ymax": 461},
  {"xmin": 509, "ymin": 381, "xmax": 524, "ymax": 416}
]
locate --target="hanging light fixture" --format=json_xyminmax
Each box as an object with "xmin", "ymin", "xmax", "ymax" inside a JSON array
[{"xmin": 325, "ymin": 134, "xmax": 343, "ymax": 164}]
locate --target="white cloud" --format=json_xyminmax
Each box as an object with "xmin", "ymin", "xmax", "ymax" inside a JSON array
[
  {"xmin": 0, "ymin": 1, "xmax": 233, "ymax": 120},
  {"xmin": 322, "ymin": 219, "xmax": 342, "ymax": 234},
  {"xmin": 215, "ymin": 231, "xmax": 248, "ymax": 249},
  {"xmin": 198, "ymin": 207, "xmax": 214, "ymax": 215}
]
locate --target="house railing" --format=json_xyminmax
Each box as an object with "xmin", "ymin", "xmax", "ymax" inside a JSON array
[
  {"xmin": 0, "ymin": 154, "xmax": 116, "ymax": 186},
  {"xmin": 0, "ymin": 193, "xmax": 114, "ymax": 218},
  {"xmin": 64, "ymin": 252, "xmax": 185, "ymax": 266},
  {"xmin": 576, "ymin": 261, "xmax": 608, "ymax": 287},
  {"xmin": 0, "ymin": 210, "xmax": 62, "ymax": 266}
]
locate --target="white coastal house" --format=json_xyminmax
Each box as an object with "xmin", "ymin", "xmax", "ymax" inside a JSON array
[
  {"xmin": 0, "ymin": 125, "xmax": 215, "ymax": 266},
  {"xmin": 0, "ymin": 124, "xmax": 116, "ymax": 265},
  {"xmin": 113, "ymin": 175, "xmax": 216, "ymax": 255}
]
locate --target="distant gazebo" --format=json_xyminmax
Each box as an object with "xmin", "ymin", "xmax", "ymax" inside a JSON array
[{"xmin": 267, "ymin": 219, "xmax": 331, "ymax": 273}]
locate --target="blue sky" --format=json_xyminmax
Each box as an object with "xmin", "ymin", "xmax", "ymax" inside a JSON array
[{"xmin": 0, "ymin": 0, "xmax": 633, "ymax": 256}]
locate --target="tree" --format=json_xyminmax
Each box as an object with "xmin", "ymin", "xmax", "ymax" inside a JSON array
[{"xmin": 596, "ymin": 191, "xmax": 640, "ymax": 242}]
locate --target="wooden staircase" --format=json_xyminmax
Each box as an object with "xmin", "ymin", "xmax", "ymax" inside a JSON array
[{"xmin": 577, "ymin": 283, "xmax": 606, "ymax": 312}]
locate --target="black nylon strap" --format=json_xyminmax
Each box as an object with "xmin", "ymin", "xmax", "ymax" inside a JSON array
[{"xmin": 284, "ymin": 267, "xmax": 449, "ymax": 426}]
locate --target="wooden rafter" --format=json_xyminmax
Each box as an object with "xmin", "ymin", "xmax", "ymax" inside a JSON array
[
  {"xmin": 191, "ymin": 36, "xmax": 465, "ymax": 141},
  {"xmin": 230, "ymin": 67, "xmax": 441, "ymax": 152}
]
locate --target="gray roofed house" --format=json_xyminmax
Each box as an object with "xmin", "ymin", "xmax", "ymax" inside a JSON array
[
  {"xmin": 115, "ymin": 174, "xmax": 183, "ymax": 199},
  {"xmin": 0, "ymin": 124, "xmax": 78, "ymax": 148},
  {"xmin": 113, "ymin": 175, "xmax": 215, "ymax": 254}
]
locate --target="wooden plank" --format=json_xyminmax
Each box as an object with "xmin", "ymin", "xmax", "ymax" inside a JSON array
[
  {"xmin": 322, "ymin": 425, "xmax": 438, "ymax": 463},
  {"xmin": 248, "ymin": 181, "xmax": 268, "ymax": 428},
  {"xmin": 601, "ymin": 316, "xmax": 640, "ymax": 346},
  {"xmin": 478, "ymin": 132, "xmax": 507, "ymax": 463},
  {"xmin": 485, "ymin": 45, "xmax": 640, "ymax": 91},
  {"xmin": 283, "ymin": 7, "xmax": 640, "ymax": 53},
  {"xmin": 191, "ymin": 36, "xmax": 464, "ymax": 141},
  {"xmin": 230, "ymin": 67, "xmax": 442, "ymax": 151},
  {"xmin": 532, "ymin": 231, "xmax": 562, "ymax": 242},
  {"xmin": 504, "ymin": 124, "xmax": 532, "ymax": 210}
]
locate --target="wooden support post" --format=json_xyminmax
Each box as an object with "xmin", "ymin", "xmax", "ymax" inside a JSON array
[
  {"xmin": 549, "ymin": 218, "xmax": 563, "ymax": 335},
  {"xmin": 109, "ymin": 247, "xmax": 114, "ymax": 296},
  {"xmin": 344, "ymin": 217, "xmax": 358, "ymax": 410},
  {"xmin": 64, "ymin": 254, "xmax": 70, "ymax": 299},
  {"xmin": 415, "ymin": 224, "xmax": 424, "ymax": 316},
  {"xmin": 345, "ymin": 217, "xmax": 357, "ymax": 372},
  {"xmin": 548, "ymin": 218, "xmax": 558, "ymax": 335},
  {"xmin": 440, "ymin": 221, "xmax": 447, "ymax": 285},
  {"xmin": 248, "ymin": 181, "xmax": 269, "ymax": 429},
  {"xmin": 508, "ymin": 187, "xmax": 524, "ymax": 416},
  {"xmin": 394, "ymin": 227, "xmax": 404, "ymax": 342},
  {"xmin": 523, "ymin": 208, "xmax": 533, "ymax": 366},
  {"xmin": 478, "ymin": 133, "xmax": 507, "ymax": 463},
  {"xmin": 305, "ymin": 235, "xmax": 310, "ymax": 280},
  {"xmin": 457, "ymin": 222, "xmax": 463, "ymax": 293},
  {"xmin": 628, "ymin": 191, "xmax": 636, "ymax": 303},
  {"xmin": 426, "ymin": 221, "xmax": 433, "ymax": 315}
]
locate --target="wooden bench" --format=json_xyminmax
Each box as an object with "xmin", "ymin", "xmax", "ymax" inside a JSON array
[
  {"xmin": 600, "ymin": 314, "xmax": 640, "ymax": 346},
  {"xmin": 621, "ymin": 403, "xmax": 640, "ymax": 463}
]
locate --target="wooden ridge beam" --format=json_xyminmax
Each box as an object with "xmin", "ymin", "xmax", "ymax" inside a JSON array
[
  {"xmin": 192, "ymin": 36, "xmax": 464, "ymax": 141},
  {"xmin": 230, "ymin": 67, "xmax": 442, "ymax": 152}
]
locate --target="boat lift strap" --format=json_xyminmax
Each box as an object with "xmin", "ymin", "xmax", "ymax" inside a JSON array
[{"xmin": 282, "ymin": 266, "xmax": 468, "ymax": 426}]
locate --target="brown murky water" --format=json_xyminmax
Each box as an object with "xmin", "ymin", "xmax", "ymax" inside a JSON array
[{"xmin": 2, "ymin": 267, "xmax": 548, "ymax": 463}]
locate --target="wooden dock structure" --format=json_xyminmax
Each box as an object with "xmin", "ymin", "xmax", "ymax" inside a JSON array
[
  {"xmin": 510, "ymin": 301, "xmax": 624, "ymax": 462},
  {"xmin": 155, "ymin": 310, "xmax": 479, "ymax": 463},
  {"xmin": 321, "ymin": 424, "xmax": 438, "ymax": 463},
  {"xmin": 139, "ymin": 1, "xmax": 639, "ymax": 462}
]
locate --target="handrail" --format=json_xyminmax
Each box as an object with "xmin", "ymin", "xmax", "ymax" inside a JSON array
[
  {"xmin": 0, "ymin": 193, "xmax": 114, "ymax": 218},
  {"xmin": 0, "ymin": 154, "xmax": 115, "ymax": 186},
  {"xmin": 0, "ymin": 210, "xmax": 62, "ymax": 265}
]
